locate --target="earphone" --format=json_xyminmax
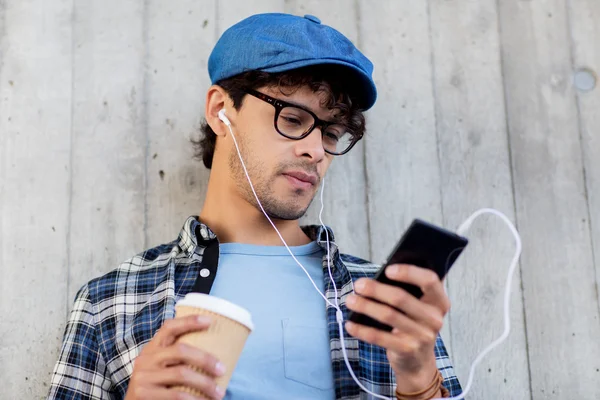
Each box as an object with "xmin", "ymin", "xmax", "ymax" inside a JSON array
[
  {"xmin": 217, "ymin": 109, "xmax": 522, "ymax": 400},
  {"xmin": 218, "ymin": 108, "xmax": 231, "ymax": 126}
]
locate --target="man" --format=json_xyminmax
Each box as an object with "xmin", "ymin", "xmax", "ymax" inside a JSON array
[{"xmin": 48, "ymin": 13, "xmax": 462, "ymax": 400}]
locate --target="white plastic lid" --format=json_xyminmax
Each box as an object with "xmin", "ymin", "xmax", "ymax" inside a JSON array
[{"xmin": 176, "ymin": 293, "xmax": 254, "ymax": 331}]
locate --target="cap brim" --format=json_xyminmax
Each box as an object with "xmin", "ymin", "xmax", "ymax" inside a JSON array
[{"xmin": 261, "ymin": 58, "xmax": 377, "ymax": 110}]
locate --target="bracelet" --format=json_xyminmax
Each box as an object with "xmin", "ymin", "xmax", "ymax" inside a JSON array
[
  {"xmin": 395, "ymin": 369, "xmax": 449, "ymax": 399},
  {"xmin": 440, "ymin": 385, "xmax": 450, "ymax": 398}
]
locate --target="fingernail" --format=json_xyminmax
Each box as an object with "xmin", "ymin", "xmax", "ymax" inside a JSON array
[
  {"xmin": 347, "ymin": 295, "xmax": 356, "ymax": 305},
  {"xmin": 215, "ymin": 362, "xmax": 226, "ymax": 376},
  {"xmin": 354, "ymin": 280, "xmax": 365, "ymax": 292},
  {"xmin": 197, "ymin": 316, "xmax": 210, "ymax": 324},
  {"xmin": 386, "ymin": 265, "xmax": 399, "ymax": 276},
  {"xmin": 216, "ymin": 386, "xmax": 226, "ymax": 397}
]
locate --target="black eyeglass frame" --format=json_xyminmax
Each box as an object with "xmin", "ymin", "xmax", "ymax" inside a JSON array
[{"xmin": 243, "ymin": 88, "xmax": 362, "ymax": 156}]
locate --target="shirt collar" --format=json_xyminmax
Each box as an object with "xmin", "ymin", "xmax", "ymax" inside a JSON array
[
  {"xmin": 301, "ymin": 224, "xmax": 338, "ymax": 254},
  {"xmin": 177, "ymin": 216, "xmax": 337, "ymax": 258},
  {"xmin": 177, "ymin": 216, "xmax": 217, "ymax": 258}
]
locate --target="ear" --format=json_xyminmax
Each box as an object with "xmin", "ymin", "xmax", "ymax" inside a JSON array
[{"xmin": 205, "ymin": 85, "xmax": 233, "ymax": 137}]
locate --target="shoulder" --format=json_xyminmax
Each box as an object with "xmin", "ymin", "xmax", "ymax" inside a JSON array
[
  {"xmin": 339, "ymin": 252, "xmax": 381, "ymax": 278},
  {"xmin": 84, "ymin": 240, "xmax": 180, "ymax": 305}
]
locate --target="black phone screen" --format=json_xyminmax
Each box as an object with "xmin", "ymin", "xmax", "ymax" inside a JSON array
[{"xmin": 347, "ymin": 219, "xmax": 468, "ymax": 332}]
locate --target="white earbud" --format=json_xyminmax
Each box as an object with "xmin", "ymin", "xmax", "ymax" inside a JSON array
[{"xmin": 218, "ymin": 108, "xmax": 231, "ymax": 126}]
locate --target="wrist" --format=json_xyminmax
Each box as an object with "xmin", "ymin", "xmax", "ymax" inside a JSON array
[
  {"xmin": 394, "ymin": 358, "xmax": 439, "ymax": 393},
  {"xmin": 395, "ymin": 363, "xmax": 447, "ymax": 400}
]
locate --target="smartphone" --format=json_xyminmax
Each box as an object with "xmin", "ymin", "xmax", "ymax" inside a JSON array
[{"xmin": 347, "ymin": 219, "xmax": 469, "ymax": 332}]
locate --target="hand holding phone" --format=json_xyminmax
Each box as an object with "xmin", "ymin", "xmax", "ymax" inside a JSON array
[{"xmin": 347, "ymin": 219, "xmax": 468, "ymax": 332}]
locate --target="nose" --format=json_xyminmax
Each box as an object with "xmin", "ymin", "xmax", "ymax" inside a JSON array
[{"xmin": 293, "ymin": 127, "xmax": 326, "ymax": 162}]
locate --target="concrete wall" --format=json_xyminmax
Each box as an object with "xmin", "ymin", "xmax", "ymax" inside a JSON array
[{"xmin": 1, "ymin": 1, "xmax": 599, "ymax": 398}]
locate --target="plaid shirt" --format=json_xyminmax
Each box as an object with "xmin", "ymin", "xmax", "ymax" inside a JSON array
[{"xmin": 48, "ymin": 216, "xmax": 462, "ymax": 399}]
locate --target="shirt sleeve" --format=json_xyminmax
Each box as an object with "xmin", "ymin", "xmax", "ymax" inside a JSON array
[
  {"xmin": 434, "ymin": 335, "xmax": 463, "ymax": 397},
  {"xmin": 47, "ymin": 284, "xmax": 113, "ymax": 399}
]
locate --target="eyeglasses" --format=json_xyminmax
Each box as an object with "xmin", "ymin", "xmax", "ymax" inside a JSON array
[{"xmin": 243, "ymin": 88, "xmax": 362, "ymax": 155}]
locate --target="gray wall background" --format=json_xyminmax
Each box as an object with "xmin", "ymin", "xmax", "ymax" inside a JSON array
[{"xmin": 1, "ymin": 0, "xmax": 599, "ymax": 399}]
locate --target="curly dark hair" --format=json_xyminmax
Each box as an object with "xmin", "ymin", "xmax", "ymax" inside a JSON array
[{"xmin": 191, "ymin": 65, "xmax": 367, "ymax": 169}]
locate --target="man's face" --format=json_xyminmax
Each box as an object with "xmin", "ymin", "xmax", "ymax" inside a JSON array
[{"xmin": 226, "ymin": 85, "xmax": 338, "ymax": 220}]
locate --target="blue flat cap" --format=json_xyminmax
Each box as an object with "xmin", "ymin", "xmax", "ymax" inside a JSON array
[{"xmin": 208, "ymin": 13, "xmax": 377, "ymax": 110}]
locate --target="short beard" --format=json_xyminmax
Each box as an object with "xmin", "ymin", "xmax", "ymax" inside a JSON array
[{"xmin": 228, "ymin": 135, "xmax": 315, "ymax": 221}]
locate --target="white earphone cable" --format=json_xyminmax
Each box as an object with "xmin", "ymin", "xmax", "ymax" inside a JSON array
[
  {"xmin": 219, "ymin": 110, "xmax": 522, "ymax": 399},
  {"xmin": 222, "ymin": 112, "xmax": 335, "ymax": 309},
  {"xmin": 222, "ymin": 113, "xmax": 389, "ymax": 397},
  {"xmin": 440, "ymin": 209, "xmax": 522, "ymax": 400}
]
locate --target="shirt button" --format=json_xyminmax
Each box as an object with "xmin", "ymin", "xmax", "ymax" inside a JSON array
[
  {"xmin": 304, "ymin": 14, "xmax": 321, "ymax": 24},
  {"xmin": 200, "ymin": 268, "xmax": 210, "ymax": 278}
]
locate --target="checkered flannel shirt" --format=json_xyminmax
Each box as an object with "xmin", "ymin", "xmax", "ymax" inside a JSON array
[{"xmin": 48, "ymin": 216, "xmax": 462, "ymax": 399}]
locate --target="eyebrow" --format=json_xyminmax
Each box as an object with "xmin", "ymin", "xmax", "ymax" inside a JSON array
[{"xmin": 277, "ymin": 96, "xmax": 341, "ymax": 124}]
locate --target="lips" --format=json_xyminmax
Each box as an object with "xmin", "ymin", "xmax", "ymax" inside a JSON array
[{"xmin": 283, "ymin": 171, "xmax": 318, "ymax": 186}]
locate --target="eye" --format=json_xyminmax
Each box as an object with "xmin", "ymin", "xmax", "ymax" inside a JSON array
[
  {"xmin": 324, "ymin": 126, "xmax": 347, "ymax": 141},
  {"xmin": 282, "ymin": 115, "xmax": 302, "ymax": 126},
  {"xmin": 324, "ymin": 131, "xmax": 340, "ymax": 142}
]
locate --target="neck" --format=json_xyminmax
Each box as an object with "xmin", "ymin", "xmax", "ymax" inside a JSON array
[{"xmin": 199, "ymin": 173, "xmax": 312, "ymax": 247}]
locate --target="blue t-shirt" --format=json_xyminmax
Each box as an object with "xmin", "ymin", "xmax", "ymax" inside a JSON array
[{"xmin": 210, "ymin": 241, "xmax": 335, "ymax": 400}]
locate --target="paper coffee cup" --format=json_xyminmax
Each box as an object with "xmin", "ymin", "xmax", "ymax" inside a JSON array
[{"xmin": 173, "ymin": 293, "xmax": 254, "ymax": 398}]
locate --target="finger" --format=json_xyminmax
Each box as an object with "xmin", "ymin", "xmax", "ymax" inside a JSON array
[
  {"xmin": 142, "ymin": 367, "xmax": 225, "ymax": 400},
  {"xmin": 345, "ymin": 320, "xmax": 430, "ymax": 356},
  {"xmin": 152, "ymin": 344, "xmax": 226, "ymax": 378},
  {"xmin": 132, "ymin": 386, "xmax": 200, "ymax": 400},
  {"xmin": 153, "ymin": 316, "xmax": 212, "ymax": 347},
  {"xmin": 353, "ymin": 279, "xmax": 446, "ymax": 331},
  {"xmin": 385, "ymin": 264, "xmax": 450, "ymax": 311},
  {"xmin": 346, "ymin": 294, "xmax": 437, "ymax": 342}
]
